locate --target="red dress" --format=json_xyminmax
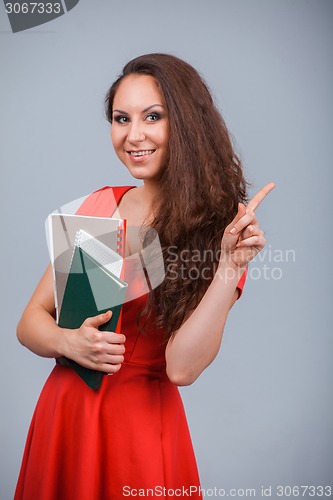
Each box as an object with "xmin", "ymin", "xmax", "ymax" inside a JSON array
[{"xmin": 15, "ymin": 186, "xmax": 246, "ymax": 500}]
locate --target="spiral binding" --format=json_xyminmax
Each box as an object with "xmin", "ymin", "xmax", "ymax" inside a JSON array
[{"xmin": 71, "ymin": 229, "xmax": 124, "ymax": 278}]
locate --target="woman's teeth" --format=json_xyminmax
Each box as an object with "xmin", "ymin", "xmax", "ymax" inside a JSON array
[{"xmin": 130, "ymin": 150, "xmax": 155, "ymax": 157}]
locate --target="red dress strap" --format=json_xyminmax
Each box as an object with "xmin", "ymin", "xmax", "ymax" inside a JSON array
[
  {"xmin": 237, "ymin": 266, "xmax": 248, "ymax": 298},
  {"xmin": 75, "ymin": 185, "xmax": 136, "ymax": 217}
]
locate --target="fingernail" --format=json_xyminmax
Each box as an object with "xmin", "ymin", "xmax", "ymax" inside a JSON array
[{"xmin": 230, "ymin": 227, "xmax": 237, "ymax": 235}]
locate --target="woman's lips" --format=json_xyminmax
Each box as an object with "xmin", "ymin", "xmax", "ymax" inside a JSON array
[{"xmin": 127, "ymin": 149, "xmax": 156, "ymax": 162}]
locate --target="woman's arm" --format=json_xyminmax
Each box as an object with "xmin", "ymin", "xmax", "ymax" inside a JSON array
[
  {"xmin": 17, "ymin": 264, "xmax": 65, "ymax": 357},
  {"xmin": 166, "ymin": 183, "xmax": 275, "ymax": 386},
  {"xmin": 165, "ymin": 262, "xmax": 244, "ymax": 386},
  {"xmin": 17, "ymin": 264, "xmax": 126, "ymax": 373}
]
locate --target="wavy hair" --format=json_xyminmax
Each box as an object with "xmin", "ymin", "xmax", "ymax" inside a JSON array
[{"xmin": 105, "ymin": 53, "xmax": 248, "ymax": 339}]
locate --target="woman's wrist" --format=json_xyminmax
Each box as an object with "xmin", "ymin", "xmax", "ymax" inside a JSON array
[
  {"xmin": 53, "ymin": 326, "xmax": 75, "ymax": 359},
  {"xmin": 215, "ymin": 258, "xmax": 247, "ymax": 288}
]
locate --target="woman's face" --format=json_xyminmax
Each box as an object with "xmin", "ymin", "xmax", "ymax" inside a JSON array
[{"xmin": 111, "ymin": 74, "xmax": 169, "ymax": 183}]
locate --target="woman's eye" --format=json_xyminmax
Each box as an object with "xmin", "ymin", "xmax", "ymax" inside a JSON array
[
  {"xmin": 146, "ymin": 113, "xmax": 160, "ymax": 122},
  {"xmin": 114, "ymin": 115, "xmax": 129, "ymax": 124}
]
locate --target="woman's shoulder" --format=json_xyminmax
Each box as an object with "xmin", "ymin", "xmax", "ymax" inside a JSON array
[
  {"xmin": 50, "ymin": 184, "xmax": 141, "ymax": 219},
  {"xmin": 75, "ymin": 185, "xmax": 137, "ymax": 218},
  {"xmin": 113, "ymin": 186, "xmax": 152, "ymax": 227}
]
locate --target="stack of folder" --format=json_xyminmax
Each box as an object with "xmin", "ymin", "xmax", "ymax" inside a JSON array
[{"xmin": 47, "ymin": 215, "xmax": 128, "ymax": 389}]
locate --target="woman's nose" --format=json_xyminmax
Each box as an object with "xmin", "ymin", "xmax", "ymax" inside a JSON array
[{"xmin": 127, "ymin": 120, "xmax": 146, "ymax": 143}]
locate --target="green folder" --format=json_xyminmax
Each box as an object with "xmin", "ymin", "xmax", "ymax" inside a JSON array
[{"xmin": 57, "ymin": 246, "xmax": 128, "ymax": 390}]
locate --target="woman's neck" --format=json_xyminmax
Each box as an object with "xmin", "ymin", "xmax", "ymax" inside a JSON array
[{"xmin": 141, "ymin": 180, "xmax": 159, "ymax": 206}]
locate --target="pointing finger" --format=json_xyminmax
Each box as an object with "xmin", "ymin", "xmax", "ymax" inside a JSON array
[
  {"xmin": 227, "ymin": 202, "xmax": 246, "ymax": 228},
  {"xmin": 230, "ymin": 211, "xmax": 257, "ymax": 235},
  {"xmin": 246, "ymin": 182, "xmax": 276, "ymax": 213}
]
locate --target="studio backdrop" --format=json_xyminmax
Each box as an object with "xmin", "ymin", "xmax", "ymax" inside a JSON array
[{"xmin": 1, "ymin": 0, "xmax": 332, "ymax": 498}]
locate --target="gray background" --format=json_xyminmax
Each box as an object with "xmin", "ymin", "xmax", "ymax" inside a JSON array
[{"xmin": 1, "ymin": 0, "xmax": 332, "ymax": 498}]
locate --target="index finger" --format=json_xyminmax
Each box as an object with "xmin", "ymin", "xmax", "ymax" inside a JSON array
[{"xmin": 246, "ymin": 182, "xmax": 276, "ymax": 212}]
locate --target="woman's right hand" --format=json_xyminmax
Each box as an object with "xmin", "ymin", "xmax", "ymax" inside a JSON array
[
  {"xmin": 17, "ymin": 265, "xmax": 126, "ymax": 371},
  {"xmin": 62, "ymin": 310, "xmax": 126, "ymax": 374}
]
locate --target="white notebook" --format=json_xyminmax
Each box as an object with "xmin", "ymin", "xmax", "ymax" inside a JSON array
[
  {"xmin": 75, "ymin": 229, "xmax": 123, "ymax": 278},
  {"xmin": 47, "ymin": 213, "xmax": 125, "ymax": 319}
]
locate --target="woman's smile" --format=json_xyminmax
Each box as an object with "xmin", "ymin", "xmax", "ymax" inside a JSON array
[{"xmin": 127, "ymin": 149, "xmax": 156, "ymax": 162}]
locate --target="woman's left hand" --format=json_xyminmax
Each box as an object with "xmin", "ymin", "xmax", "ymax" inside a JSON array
[{"xmin": 220, "ymin": 182, "xmax": 276, "ymax": 269}]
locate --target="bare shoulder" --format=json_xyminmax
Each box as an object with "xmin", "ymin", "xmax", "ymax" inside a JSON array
[
  {"xmin": 114, "ymin": 186, "xmax": 150, "ymax": 227},
  {"xmin": 113, "ymin": 186, "xmax": 152, "ymax": 255}
]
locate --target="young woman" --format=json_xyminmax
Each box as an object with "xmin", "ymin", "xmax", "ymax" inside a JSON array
[{"xmin": 15, "ymin": 53, "xmax": 274, "ymax": 499}]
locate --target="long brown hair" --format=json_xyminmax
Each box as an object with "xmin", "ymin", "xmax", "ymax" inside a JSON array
[{"xmin": 105, "ymin": 53, "xmax": 248, "ymax": 339}]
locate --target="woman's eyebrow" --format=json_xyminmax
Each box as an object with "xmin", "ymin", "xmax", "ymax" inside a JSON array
[
  {"xmin": 113, "ymin": 104, "xmax": 164, "ymax": 115},
  {"xmin": 143, "ymin": 104, "xmax": 164, "ymax": 112},
  {"xmin": 113, "ymin": 109, "xmax": 129, "ymax": 115}
]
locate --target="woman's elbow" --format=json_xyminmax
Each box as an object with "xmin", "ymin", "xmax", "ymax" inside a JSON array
[
  {"xmin": 16, "ymin": 307, "xmax": 34, "ymax": 347},
  {"xmin": 16, "ymin": 316, "xmax": 27, "ymax": 346},
  {"xmin": 166, "ymin": 366, "xmax": 199, "ymax": 386}
]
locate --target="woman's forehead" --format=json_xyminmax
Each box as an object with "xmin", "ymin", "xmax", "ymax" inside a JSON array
[{"xmin": 113, "ymin": 74, "xmax": 164, "ymax": 110}]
